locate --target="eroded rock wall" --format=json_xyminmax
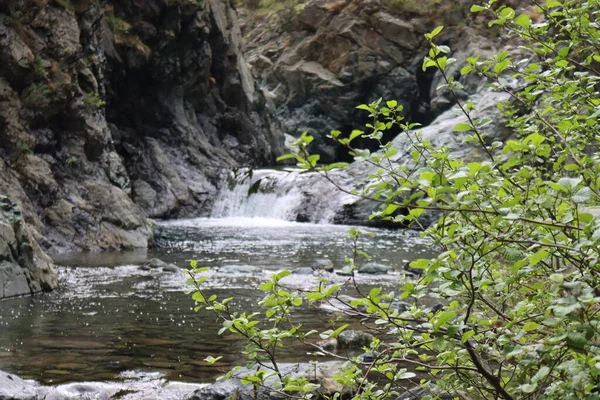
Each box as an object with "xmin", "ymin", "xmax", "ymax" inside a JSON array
[
  {"xmin": 240, "ymin": 0, "xmax": 495, "ymax": 162},
  {"xmin": 0, "ymin": 196, "xmax": 57, "ymax": 299},
  {"xmin": 0, "ymin": 0, "xmax": 284, "ymax": 253}
]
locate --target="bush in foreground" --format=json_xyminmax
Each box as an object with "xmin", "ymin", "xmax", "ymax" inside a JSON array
[{"xmin": 190, "ymin": 1, "xmax": 600, "ymax": 399}]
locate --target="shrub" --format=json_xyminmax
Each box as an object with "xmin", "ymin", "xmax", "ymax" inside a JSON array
[
  {"xmin": 83, "ymin": 91, "xmax": 106, "ymax": 109},
  {"xmin": 190, "ymin": 1, "xmax": 600, "ymax": 399},
  {"xmin": 22, "ymin": 82, "xmax": 51, "ymax": 107}
]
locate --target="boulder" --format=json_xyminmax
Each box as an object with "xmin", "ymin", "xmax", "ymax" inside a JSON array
[
  {"xmin": 337, "ymin": 330, "xmax": 374, "ymax": 349},
  {"xmin": 311, "ymin": 258, "xmax": 334, "ymax": 272},
  {"xmin": 358, "ymin": 263, "xmax": 393, "ymax": 275},
  {"xmin": 142, "ymin": 258, "xmax": 168, "ymax": 270},
  {"xmin": 0, "ymin": 370, "xmax": 42, "ymax": 400},
  {"xmin": 188, "ymin": 362, "xmax": 352, "ymax": 400},
  {"xmin": 0, "ymin": 196, "xmax": 57, "ymax": 299},
  {"xmin": 162, "ymin": 264, "xmax": 180, "ymax": 273}
]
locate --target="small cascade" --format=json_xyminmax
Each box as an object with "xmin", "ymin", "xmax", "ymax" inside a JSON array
[{"xmin": 211, "ymin": 168, "xmax": 351, "ymax": 223}]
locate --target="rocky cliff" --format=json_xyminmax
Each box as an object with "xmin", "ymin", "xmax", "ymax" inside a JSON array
[
  {"xmin": 0, "ymin": 195, "xmax": 57, "ymax": 299},
  {"xmin": 238, "ymin": 0, "xmax": 496, "ymax": 162},
  {"xmin": 0, "ymin": 0, "xmax": 284, "ymax": 253}
]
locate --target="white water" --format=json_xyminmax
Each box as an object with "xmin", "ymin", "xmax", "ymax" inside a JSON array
[{"xmin": 210, "ymin": 168, "xmax": 349, "ymax": 223}]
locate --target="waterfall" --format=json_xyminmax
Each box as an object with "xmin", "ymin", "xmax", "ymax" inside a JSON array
[{"xmin": 211, "ymin": 168, "xmax": 354, "ymax": 223}]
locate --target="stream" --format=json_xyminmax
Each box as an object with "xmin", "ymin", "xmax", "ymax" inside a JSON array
[{"xmin": 0, "ymin": 172, "xmax": 434, "ymax": 387}]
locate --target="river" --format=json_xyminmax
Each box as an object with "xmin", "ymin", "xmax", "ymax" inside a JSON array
[{"xmin": 0, "ymin": 171, "xmax": 433, "ymax": 386}]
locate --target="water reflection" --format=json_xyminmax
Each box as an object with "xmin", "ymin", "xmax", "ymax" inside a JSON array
[{"xmin": 0, "ymin": 218, "xmax": 432, "ymax": 384}]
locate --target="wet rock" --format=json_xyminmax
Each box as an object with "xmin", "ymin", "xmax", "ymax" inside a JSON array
[
  {"xmin": 311, "ymin": 258, "xmax": 334, "ymax": 272},
  {"xmin": 46, "ymin": 382, "xmax": 118, "ymax": 400},
  {"xmin": 315, "ymin": 338, "xmax": 338, "ymax": 351},
  {"xmin": 243, "ymin": 0, "xmax": 431, "ymax": 162},
  {"xmin": 162, "ymin": 264, "xmax": 180, "ymax": 273},
  {"xmin": 0, "ymin": 370, "xmax": 41, "ymax": 400},
  {"xmin": 141, "ymin": 258, "xmax": 167, "ymax": 270},
  {"xmin": 0, "ymin": 196, "xmax": 58, "ymax": 299},
  {"xmin": 388, "ymin": 301, "xmax": 411, "ymax": 313},
  {"xmin": 358, "ymin": 263, "xmax": 393, "ymax": 275},
  {"xmin": 188, "ymin": 362, "xmax": 352, "ymax": 400},
  {"xmin": 337, "ymin": 330, "xmax": 374, "ymax": 349}
]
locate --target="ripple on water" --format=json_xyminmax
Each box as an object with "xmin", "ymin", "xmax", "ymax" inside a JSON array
[{"xmin": 0, "ymin": 218, "xmax": 434, "ymax": 384}]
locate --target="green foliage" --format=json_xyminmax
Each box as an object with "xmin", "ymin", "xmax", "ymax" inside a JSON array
[
  {"xmin": 16, "ymin": 142, "xmax": 33, "ymax": 156},
  {"xmin": 108, "ymin": 16, "xmax": 130, "ymax": 38},
  {"xmin": 22, "ymin": 82, "xmax": 51, "ymax": 107},
  {"xmin": 190, "ymin": 1, "xmax": 600, "ymax": 399},
  {"xmin": 65, "ymin": 156, "xmax": 78, "ymax": 167},
  {"xmin": 55, "ymin": 0, "xmax": 73, "ymax": 10},
  {"xmin": 83, "ymin": 91, "xmax": 106, "ymax": 109},
  {"xmin": 33, "ymin": 56, "xmax": 46, "ymax": 79}
]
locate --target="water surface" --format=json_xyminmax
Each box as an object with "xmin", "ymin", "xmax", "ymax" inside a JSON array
[{"xmin": 0, "ymin": 218, "xmax": 432, "ymax": 384}]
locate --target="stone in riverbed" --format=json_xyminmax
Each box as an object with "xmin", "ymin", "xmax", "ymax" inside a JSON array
[
  {"xmin": 187, "ymin": 361, "xmax": 352, "ymax": 400},
  {"xmin": 358, "ymin": 263, "xmax": 393, "ymax": 275},
  {"xmin": 141, "ymin": 258, "xmax": 167, "ymax": 270},
  {"xmin": 162, "ymin": 264, "xmax": 180, "ymax": 273},
  {"xmin": 311, "ymin": 258, "xmax": 334, "ymax": 272},
  {"xmin": 337, "ymin": 330, "xmax": 374, "ymax": 349}
]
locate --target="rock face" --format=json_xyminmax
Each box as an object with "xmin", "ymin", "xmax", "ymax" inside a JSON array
[
  {"xmin": 0, "ymin": 0, "xmax": 284, "ymax": 252},
  {"xmin": 0, "ymin": 196, "xmax": 57, "ymax": 299},
  {"xmin": 240, "ymin": 0, "xmax": 492, "ymax": 162}
]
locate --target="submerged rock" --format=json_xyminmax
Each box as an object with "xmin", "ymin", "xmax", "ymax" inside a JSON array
[
  {"xmin": 337, "ymin": 330, "xmax": 374, "ymax": 349},
  {"xmin": 188, "ymin": 362, "xmax": 351, "ymax": 400},
  {"xmin": 312, "ymin": 258, "xmax": 334, "ymax": 272},
  {"xmin": 0, "ymin": 196, "xmax": 57, "ymax": 299},
  {"xmin": 141, "ymin": 258, "xmax": 168, "ymax": 270},
  {"xmin": 358, "ymin": 263, "xmax": 393, "ymax": 275}
]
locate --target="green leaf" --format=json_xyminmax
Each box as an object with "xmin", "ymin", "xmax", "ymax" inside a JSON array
[
  {"xmin": 470, "ymin": 4, "xmax": 485, "ymax": 12},
  {"xmin": 356, "ymin": 104, "xmax": 373, "ymax": 113},
  {"xmin": 321, "ymin": 162, "xmax": 350, "ymax": 171},
  {"xmin": 529, "ymin": 250, "xmax": 549, "ymax": 266},
  {"xmin": 461, "ymin": 65, "xmax": 473, "ymax": 75},
  {"xmin": 514, "ymin": 13, "xmax": 531, "ymax": 27},
  {"xmin": 520, "ymin": 383, "xmax": 537, "ymax": 394},
  {"xmin": 349, "ymin": 130, "xmax": 364, "ymax": 142},
  {"xmin": 383, "ymin": 204, "xmax": 400, "ymax": 215},
  {"xmin": 276, "ymin": 154, "xmax": 298, "ymax": 162},
  {"xmin": 204, "ymin": 355, "xmax": 223, "ymax": 364},
  {"xmin": 573, "ymin": 187, "xmax": 592, "ymax": 203},
  {"xmin": 523, "ymin": 321, "xmax": 540, "ymax": 332},
  {"xmin": 397, "ymin": 372, "xmax": 416, "ymax": 380},
  {"xmin": 453, "ymin": 123, "xmax": 472, "ymax": 132},
  {"xmin": 434, "ymin": 311, "xmax": 456, "ymax": 329},
  {"xmin": 461, "ymin": 330, "xmax": 475, "ymax": 343}
]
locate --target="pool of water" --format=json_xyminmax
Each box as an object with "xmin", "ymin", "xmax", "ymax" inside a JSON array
[{"xmin": 0, "ymin": 218, "xmax": 432, "ymax": 384}]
